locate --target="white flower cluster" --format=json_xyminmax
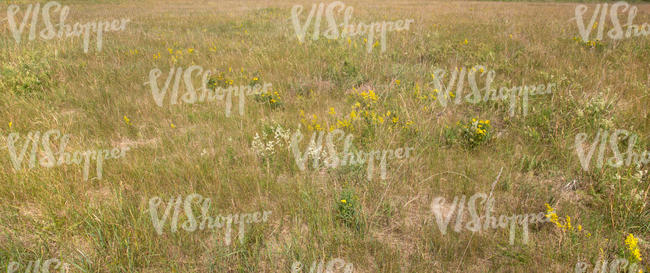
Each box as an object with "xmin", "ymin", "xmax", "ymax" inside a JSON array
[{"xmin": 251, "ymin": 125, "xmax": 292, "ymax": 158}]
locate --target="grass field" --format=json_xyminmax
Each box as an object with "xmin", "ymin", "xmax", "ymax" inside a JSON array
[{"xmin": 0, "ymin": 0, "xmax": 648, "ymax": 272}]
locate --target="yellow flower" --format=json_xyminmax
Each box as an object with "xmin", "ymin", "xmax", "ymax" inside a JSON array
[
  {"xmin": 626, "ymin": 234, "xmax": 643, "ymax": 263},
  {"xmin": 350, "ymin": 111, "xmax": 357, "ymax": 120},
  {"xmin": 253, "ymin": 77, "xmax": 258, "ymax": 81},
  {"xmin": 464, "ymin": 39, "xmax": 468, "ymax": 44},
  {"xmin": 228, "ymin": 67, "xmax": 232, "ymax": 72},
  {"xmin": 341, "ymin": 199, "xmax": 347, "ymax": 204},
  {"xmin": 123, "ymin": 115, "xmax": 131, "ymax": 125},
  {"xmin": 392, "ymin": 117, "xmax": 399, "ymax": 123},
  {"xmin": 170, "ymin": 123, "xmax": 176, "ymax": 128},
  {"xmin": 328, "ymin": 107, "xmax": 336, "ymax": 116},
  {"xmin": 509, "ymin": 34, "xmax": 513, "ymax": 39},
  {"xmin": 8, "ymin": 122, "xmax": 12, "ymax": 129},
  {"xmin": 188, "ymin": 48, "xmax": 194, "ymax": 53},
  {"xmin": 395, "ymin": 80, "xmax": 400, "ymax": 85}
]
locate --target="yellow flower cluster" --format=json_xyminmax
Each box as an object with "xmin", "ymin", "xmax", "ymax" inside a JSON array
[
  {"xmin": 413, "ymin": 83, "xmax": 439, "ymax": 103},
  {"xmin": 358, "ymin": 89, "xmax": 378, "ymax": 104},
  {"xmin": 300, "ymin": 88, "xmax": 415, "ymax": 133},
  {"xmin": 626, "ymin": 234, "xmax": 643, "ymax": 263},
  {"xmin": 165, "ymin": 47, "xmax": 196, "ymax": 64},
  {"xmin": 573, "ymin": 36, "xmax": 603, "ymax": 49},
  {"xmin": 545, "ymin": 204, "xmax": 589, "ymax": 236},
  {"xmin": 474, "ymin": 119, "xmax": 489, "ymax": 136},
  {"xmin": 300, "ymin": 111, "xmax": 324, "ymax": 132},
  {"xmin": 258, "ymin": 90, "xmax": 282, "ymax": 107},
  {"xmin": 123, "ymin": 115, "xmax": 132, "ymax": 126}
]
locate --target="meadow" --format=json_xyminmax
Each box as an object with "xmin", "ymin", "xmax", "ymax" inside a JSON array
[{"xmin": 0, "ymin": 0, "xmax": 648, "ymax": 272}]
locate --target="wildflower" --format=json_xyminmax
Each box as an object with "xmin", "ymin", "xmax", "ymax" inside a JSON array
[
  {"xmin": 8, "ymin": 122, "xmax": 12, "ymax": 129},
  {"xmin": 341, "ymin": 199, "xmax": 347, "ymax": 204},
  {"xmin": 626, "ymin": 234, "xmax": 643, "ymax": 263},
  {"xmin": 395, "ymin": 80, "xmax": 400, "ymax": 85},
  {"xmin": 392, "ymin": 117, "xmax": 399, "ymax": 123},
  {"xmin": 350, "ymin": 110, "xmax": 357, "ymax": 120},
  {"xmin": 328, "ymin": 107, "xmax": 336, "ymax": 116},
  {"xmin": 188, "ymin": 48, "xmax": 194, "ymax": 53},
  {"xmin": 509, "ymin": 34, "xmax": 513, "ymax": 39},
  {"xmin": 253, "ymin": 77, "xmax": 258, "ymax": 81},
  {"xmin": 170, "ymin": 123, "xmax": 176, "ymax": 129},
  {"xmin": 123, "ymin": 115, "xmax": 132, "ymax": 125},
  {"xmin": 464, "ymin": 39, "xmax": 468, "ymax": 44}
]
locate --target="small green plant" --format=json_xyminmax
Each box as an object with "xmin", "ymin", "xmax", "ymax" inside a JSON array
[
  {"xmin": 208, "ymin": 71, "xmax": 234, "ymax": 89},
  {"xmin": 457, "ymin": 118, "xmax": 492, "ymax": 149},
  {"xmin": 336, "ymin": 189, "xmax": 364, "ymax": 232},
  {"xmin": 573, "ymin": 36, "xmax": 605, "ymax": 50},
  {"xmin": 254, "ymin": 89, "xmax": 283, "ymax": 109}
]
